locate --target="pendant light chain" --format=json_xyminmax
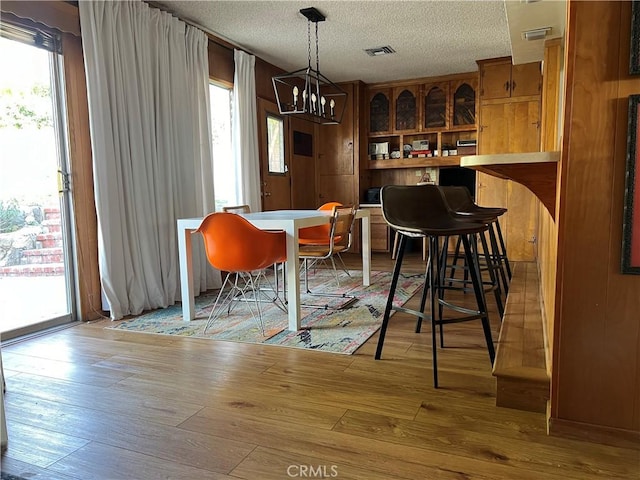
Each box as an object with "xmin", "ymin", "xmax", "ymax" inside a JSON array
[
  {"xmin": 315, "ymin": 21, "xmax": 320, "ymax": 76},
  {"xmin": 307, "ymin": 20, "xmax": 312, "ymax": 70}
]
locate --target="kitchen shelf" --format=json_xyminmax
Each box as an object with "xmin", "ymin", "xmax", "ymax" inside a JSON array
[{"xmin": 369, "ymin": 156, "xmax": 462, "ymax": 170}]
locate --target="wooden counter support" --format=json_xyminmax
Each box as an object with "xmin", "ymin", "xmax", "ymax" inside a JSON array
[
  {"xmin": 461, "ymin": 151, "xmax": 560, "ymax": 219},
  {"xmin": 492, "ymin": 262, "xmax": 550, "ymax": 413}
]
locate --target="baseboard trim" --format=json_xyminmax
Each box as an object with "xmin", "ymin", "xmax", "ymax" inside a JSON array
[{"xmin": 548, "ymin": 417, "xmax": 640, "ymax": 450}]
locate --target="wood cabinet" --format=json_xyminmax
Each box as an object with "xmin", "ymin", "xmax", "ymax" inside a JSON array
[
  {"xmin": 363, "ymin": 206, "xmax": 390, "ymax": 252},
  {"xmin": 476, "ymin": 58, "xmax": 542, "ymax": 262},
  {"xmin": 479, "ymin": 57, "xmax": 541, "ymax": 100},
  {"xmin": 366, "ymin": 72, "xmax": 478, "ymax": 171},
  {"xmin": 480, "ymin": 101, "xmax": 540, "ymax": 153}
]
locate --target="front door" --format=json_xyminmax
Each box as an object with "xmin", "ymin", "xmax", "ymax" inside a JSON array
[{"xmin": 257, "ymin": 98, "xmax": 290, "ymax": 211}]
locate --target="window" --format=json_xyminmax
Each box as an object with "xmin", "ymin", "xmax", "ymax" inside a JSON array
[
  {"xmin": 209, "ymin": 83, "xmax": 236, "ymax": 211},
  {"xmin": 266, "ymin": 114, "xmax": 285, "ymax": 174}
]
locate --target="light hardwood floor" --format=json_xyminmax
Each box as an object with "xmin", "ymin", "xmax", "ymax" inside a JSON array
[{"xmin": 1, "ymin": 253, "xmax": 638, "ymax": 479}]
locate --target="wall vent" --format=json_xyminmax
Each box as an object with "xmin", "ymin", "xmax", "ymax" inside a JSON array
[{"xmin": 364, "ymin": 46, "xmax": 396, "ymax": 57}]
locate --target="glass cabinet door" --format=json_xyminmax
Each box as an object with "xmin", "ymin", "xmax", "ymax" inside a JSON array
[
  {"xmin": 424, "ymin": 84, "xmax": 447, "ymax": 129},
  {"xmin": 395, "ymin": 88, "xmax": 417, "ymax": 131},
  {"xmin": 453, "ymin": 82, "xmax": 476, "ymax": 126},
  {"xmin": 369, "ymin": 91, "xmax": 390, "ymax": 133}
]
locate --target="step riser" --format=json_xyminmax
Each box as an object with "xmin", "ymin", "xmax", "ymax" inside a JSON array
[
  {"xmin": 22, "ymin": 254, "xmax": 63, "ymax": 264},
  {"xmin": 36, "ymin": 233, "xmax": 63, "ymax": 249},
  {"xmin": 43, "ymin": 223, "xmax": 61, "ymax": 233},
  {"xmin": 0, "ymin": 265, "xmax": 65, "ymax": 277},
  {"xmin": 38, "ymin": 239, "xmax": 63, "ymax": 248}
]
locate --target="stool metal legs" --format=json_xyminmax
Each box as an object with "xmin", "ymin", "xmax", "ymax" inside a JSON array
[{"xmin": 376, "ymin": 231, "xmax": 496, "ymax": 388}]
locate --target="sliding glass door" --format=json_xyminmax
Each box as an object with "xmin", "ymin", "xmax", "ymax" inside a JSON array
[{"xmin": 0, "ymin": 35, "xmax": 76, "ymax": 340}]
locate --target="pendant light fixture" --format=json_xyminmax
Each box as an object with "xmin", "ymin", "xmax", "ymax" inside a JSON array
[{"xmin": 272, "ymin": 7, "xmax": 347, "ymax": 125}]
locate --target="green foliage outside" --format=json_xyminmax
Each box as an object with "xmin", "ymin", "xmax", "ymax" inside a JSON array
[
  {"xmin": 0, "ymin": 84, "xmax": 53, "ymax": 129},
  {"xmin": 0, "ymin": 199, "xmax": 25, "ymax": 233}
]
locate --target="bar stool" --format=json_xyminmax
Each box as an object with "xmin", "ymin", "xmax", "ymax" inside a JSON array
[
  {"xmin": 439, "ymin": 186, "xmax": 511, "ymax": 297},
  {"xmin": 437, "ymin": 186, "xmax": 507, "ymax": 319},
  {"xmin": 374, "ymin": 184, "xmax": 495, "ymax": 388}
]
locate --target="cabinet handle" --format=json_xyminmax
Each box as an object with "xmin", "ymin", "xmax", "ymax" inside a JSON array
[
  {"xmin": 511, "ymin": 80, "xmax": 517, "ymax": 91},
  {"xmin": 504, "ymin": 81, "xmax": 510, "ymax": 91}
]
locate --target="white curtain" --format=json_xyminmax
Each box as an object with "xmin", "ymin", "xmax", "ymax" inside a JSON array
[
  {"xmin": 232, "ymin": 49, "xmax": 262, "ymax": 212},
  {"xmin": 79, "ymin": 0, "xmax": 220, "ymax": 319}
]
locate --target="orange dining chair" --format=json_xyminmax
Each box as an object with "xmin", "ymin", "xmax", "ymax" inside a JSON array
[
  {"xmin": 196, "ymin": 212, "xmax": 287, "ymax": 334},
  {"xmin": 299, "ymin": 205, "xmax": 358, "ymax": 307},
  {"xmin": 222, "ymin": 204, "xmax": 285, "ymax": 298},
  {"xmin": 298, "ymin": 201, "xmax": 354, "ymax": 280},
  {"xmin": 298, "ymin": 201, "xmax": 343, "ymax": 245}
]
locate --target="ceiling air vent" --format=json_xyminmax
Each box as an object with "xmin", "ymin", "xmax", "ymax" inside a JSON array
[{"xmin": 364, "ymin": 46, "xmax": 396, "ymax": 57}]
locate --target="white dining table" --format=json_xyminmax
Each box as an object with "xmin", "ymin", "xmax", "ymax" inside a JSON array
[{"xmin": 177, "ymin": 208, "xmax": 371, "ymax": 331}]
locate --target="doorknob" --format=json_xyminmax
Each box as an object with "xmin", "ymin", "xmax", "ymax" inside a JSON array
[{"xmin": 264, "ymin": 192, "xmax": 272, "ymax": 197}]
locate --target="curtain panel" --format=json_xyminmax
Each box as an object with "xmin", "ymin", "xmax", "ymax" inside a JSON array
[
  {"xmin": 79, "ymin": 0, "xmax": 220, "ymax": 319},
  {"xmin": 232, "ymin": 49, "xmax": 262, "ymax": 212}
]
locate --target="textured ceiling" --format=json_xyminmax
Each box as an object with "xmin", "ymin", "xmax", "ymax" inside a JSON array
[{"xmin": 155, "ymin": 0, "xmax": 564, "ymax": 85}]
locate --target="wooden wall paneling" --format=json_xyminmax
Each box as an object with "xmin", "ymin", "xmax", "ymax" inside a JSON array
[
  {"xmin": 540, "ymin": 38, "xmax": 563, "ymax": 152},
  {"xmin": 374, "ymin": 168, "xmax": 426, "ymax": 187},
  {"xmin": 317, "ymin": 175, "xmax": 356, "ymax": 207},
  {"xmin": 255, "ymin": 57, "xmax": 283, "ymax": 103},
  {"xmin": 607, "ymin": 0, "xmax": 640, "ymax": 436},
  {"xmin": 207, "ymin": 40, "xmax": 233, "ymax": 87},
  {"xmin": 355, "ymin": 81, "xmax": 366, "ymax": 201},
  {"xmin": 1, "ymin": 0, "xmax": 80, "ymax": 35},
  {"xmin": 537, "ymin": 206, "xmax": 556, "ymax": 373},
  {"xmin": 551, "ymin": 0, "xmax": 640, "ymax": 444},
  {"xmin": 289, "ymin": 117, "xmax": 316, "ymax": 210},
  {"xmin": 318, "ymin": 83, "xmax": 355, "ymax": 176},
  {"xmin": 61, "ymin": 33, "xmax": 102, "ymax": 321},
  {"xmin": 506, "ymin": 181, "xmax": 537, "ymax": 261},
  {"xmin": 537, "ymin": 37, "xmax": 563, "ymax": 372}
]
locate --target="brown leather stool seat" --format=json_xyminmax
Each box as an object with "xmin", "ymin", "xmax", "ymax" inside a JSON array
[{"xmin": 375, "ymin": 184, "xmax": 495, "ymax": 388}]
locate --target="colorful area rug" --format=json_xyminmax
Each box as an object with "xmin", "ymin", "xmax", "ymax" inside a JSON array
[{"xmin": 107, "ymin": 270, "xmax": 424, "ymax": 354}]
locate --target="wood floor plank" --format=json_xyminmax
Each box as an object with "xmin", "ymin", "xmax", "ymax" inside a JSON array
[
  {"xmin": 2, "ymin": 350, "xmax": 133, "ymax": 387},
  {"xmin": 230, "ymin": 445, "xmax": 411, "ymax": 480},
  {"xmin": 47, "ymin": 441, "xmax": 235, "ymax": 480},
  {"xmin": 3, "ymin": 420, "xmax": 89, "ymax": 468},
  {"xmin": 4, "ymin": 392, "xmax": 255, "ymax": 474},
  {"xmin": 7, "ymin": 372, "xmax": 204, "ymax": 427},
  {"xmin": 0, "ymin": 456, "xmax": 79, "ymax": 480}
]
